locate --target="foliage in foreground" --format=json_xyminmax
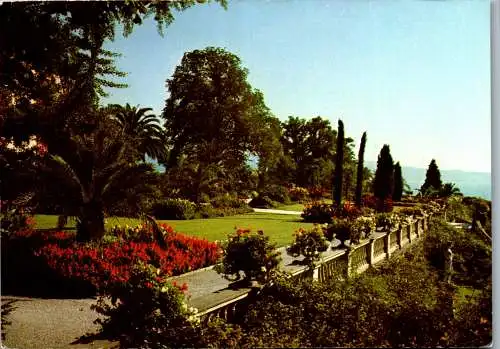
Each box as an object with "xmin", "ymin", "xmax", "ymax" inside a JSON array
[{"xmin": 202, "ymin": 246, "xmax": 491, "ymax": 348}]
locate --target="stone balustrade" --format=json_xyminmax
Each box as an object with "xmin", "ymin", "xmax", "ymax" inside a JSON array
[{"xmin": 187, "ymin": 211, "xmax": 436, "ymax": 324}]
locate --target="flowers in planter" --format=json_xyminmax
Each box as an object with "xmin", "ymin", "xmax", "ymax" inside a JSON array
[
  {"xmin": 287, "ymin": 226, "xmax": 329, "ymax": 268},
  {"xmin": 376, "ymin": 213, "xmax": 403, "ymax": 232},
  {"xmin": 350, "ymin": 215, "xmax": 376, "ymax": 243},
  {"xmin": 215, "ymin": 228, "xmax": 281, "ymax": 284}
]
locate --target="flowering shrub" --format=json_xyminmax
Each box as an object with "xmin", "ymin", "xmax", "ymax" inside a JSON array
[
  {"xmin": 302, "ymin": 201, "xmax": 335, "ymax": 223},
  {"xmin": 309, "ymin": 186, "xmax": 327, "ymax": 200},
  {"xmin": 150, "ymin": 198, "xmax": 196, "ymax": 220},
  {"xmin": 288, "ymin": 186, "xmax": 310, "ymax": 202},
  {"xmin": 215, "ymin": 228, "xmax": 281, "ymax": 284},
  {"xmin": 2, "ymin": 223, "xmax": 219, "ymax": 297},
  {"xmin": 376, "ymin": 198, "xmax": 394, "ymax": 213},
  {"xmin": 287, "ymin": 226, "xmax": 329, "ymax": 267},
  {"xmin": 92, "ymin": 262, "xmax": 199, "ymax": 348},
  {"xmin": 332, "ymin": 202, "xmax": 362, "ymax": 219},
  {"xmin": 34, "ymin": 224, "xmax": 219, "ymax": 292},
  {"xmin": 375, "ymin": 213, "xmax": 403, "ymax": 232},
  {"xmin": 362, "ymin": 194, "xmax": 378, "ymax": 209}
]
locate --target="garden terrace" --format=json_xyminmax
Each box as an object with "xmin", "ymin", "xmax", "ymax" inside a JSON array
[{"xmin": 171, "ymin": 210, "xmax": 439, "ymax": 323}]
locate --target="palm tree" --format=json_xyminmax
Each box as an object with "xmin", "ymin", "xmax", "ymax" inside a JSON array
[
  {"xmin": 36, "ymin": 110, "xmax": 159, "ymax": 241},
  {"xmin": 108, "ymin": 103, "xmax": 167, "ymax": 161},
  {"xmin": 439, "ymin": 182, "xmax": 462, "ymax": 198}
]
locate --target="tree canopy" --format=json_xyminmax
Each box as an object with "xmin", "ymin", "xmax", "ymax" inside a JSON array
[{"xmin": 162, "ymin": 47, "xmax": 277, "ymax": 202}]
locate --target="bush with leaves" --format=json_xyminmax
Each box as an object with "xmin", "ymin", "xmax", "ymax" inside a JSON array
[
  {"xmin": 286, "ymin": 226, "xmax": 329, "ymax": 267},
  {"xmin": 226, "ymin": 246, "xmax": 460, "ymax": 348},
  {"xmin": 301, "ymin": 201, "xmax": 335, "ymax": 223},
  {"xmin": 150, "ymin": 198, "xmax": 196, "ymax": 220},
  {"xmin": 423, "ymin": 218, "xmax": 491, "ymax": 287},
  {"xmin": 215, "ymin": 228, "xmax": 281, "ymax": 285},
  {"xmin": 92, "ymin": 262, "xmax": 200, "ymax": 349},
  {"xmin": 258, "ymin": 184, "xmax": 291, "ymax": 204},
  {"xmin": 332, "ymin": 201, "xmax": 362, "ymax": 219},
  {"xmin": 375, "ymin": 213, "xmax": 403, "ymax": 232},
  {"xmin": 288, "ymin": 186, "xmax": 310, "ymax": 202},
  {"xmin": 248, "ymin": 195, "xmax": 278, "ymax": 209}
]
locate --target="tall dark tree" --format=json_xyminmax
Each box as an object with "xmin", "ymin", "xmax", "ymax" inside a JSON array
[
  {"xmin": 421, "ymin": 159, "xmax": 443, "ymax": 194},
  {"xmin": 393, "ymin": 162, "xmax": 403, "ymax": 202},
  {"xmin": 355, "ymin": 132, "xmax": 367, "ymax": 207},
  {"xmin": 333, "ymin": 119, "xmax": 344, "ymax": 206},
  {"xmin": 162, "ymin": 47, "xmax": 276, "ymax": 202},
  {"xmin": 373, "ymin": 144, "xmax": 394, "ymax": 201}
]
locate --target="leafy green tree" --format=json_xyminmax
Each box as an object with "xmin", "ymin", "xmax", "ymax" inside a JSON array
[
  {"xmin": 333, "ymin": 120, "xmax": 345, "ymax": 206},
  {"xmin": 107, "ymin": 103, "xmax": 166, "ymax": 161},
  {"xmin": 162, "ymin": 47, "xmax": 275, "ymax": 202},
  {"xmin": 421, "ymin": 159, "xmax": 442, "ymax": 194},
  {"xmin": 355, "ymin": 132, "xmax": 367, "ymax": 207},
  {"xmin": 280, "ymin": 116, "xmax": 336, "ymax": 188},
  {"xmin": 393, "ymin": 162, "xmax": 403, "ymax": 201},
  {"xmin": 373, "ymin": 144, "xmax": 394, "ymax": 201}
]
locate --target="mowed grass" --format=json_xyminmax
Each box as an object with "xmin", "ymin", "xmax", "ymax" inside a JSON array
[
  {"xmin": 275, "ymin": 198, "xmax": 333, "ymax": 212},
  {"xmin": 34, "ymin": 213, "xmax": 315, "ymax": 247}
]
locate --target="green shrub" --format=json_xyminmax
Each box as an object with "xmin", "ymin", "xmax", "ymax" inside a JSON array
[
  {"xmin": 150, "ymin": 198, "xmax": 196, "ymax": 220},
  {"xmin": 259, "ymin": 185, "xmax": 291, "ymax": 204},
  {"xmin": 424, "ymin": 218, "xmax": 491, "ymax": 287},
  {"xmin": 286, "ymin": 226, "xmax": 329, "ymax": 267},
  {"xmin": 196, "ymin": 204, "xmax": 252, "ymax": 218},
  {"xmin": 215, "ymin": 228, "xmax": 281, "ymax": 284},
  {"xmin": 249, "ymin": 196, "xmax": 278, "ymax": 209}
]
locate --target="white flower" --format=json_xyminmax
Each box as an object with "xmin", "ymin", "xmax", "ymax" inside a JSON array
[{"xmin": 160, "ymin": 286, "xmax": 168, "ymax": 293}]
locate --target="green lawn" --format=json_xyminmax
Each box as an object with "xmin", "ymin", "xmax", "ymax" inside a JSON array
[
  {"xmin": 34, "ymin": 213, "xmax": 315, "ymax": 247},
  {"xmin": 275, "ymin": 198, "xmax": 333, "ymax": 212}
]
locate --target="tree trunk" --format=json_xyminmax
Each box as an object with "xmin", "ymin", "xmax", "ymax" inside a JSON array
[{"xmin": 77, "ymin": 200, "xmax": 105, "ymax": 242}]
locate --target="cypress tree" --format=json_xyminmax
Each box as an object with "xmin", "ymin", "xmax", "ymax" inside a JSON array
[
  {"xmin": 373, "ymin": 144, "xmax": 394, "ymax": 201},
  {"xmin": 421, "ymin": 159, "xmax": 442, "ymax": 194},
  {"xmin": 393, "ymin": 161, "xmax": 403, "ymax": 201},
  {"xmin": 355, "ymin": 132, "xmax": 367, "ymax": 207},
  {"xmin": 333, "ymin": 119, "xmax": 344, "ymax": 206}
]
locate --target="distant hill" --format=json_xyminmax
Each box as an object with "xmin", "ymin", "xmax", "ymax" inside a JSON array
[{"xmin": 365, "ymin": 161, "xmax": 491, "ymax": 200}]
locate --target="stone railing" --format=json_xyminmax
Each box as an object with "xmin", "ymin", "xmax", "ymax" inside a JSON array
[{"xmin": 190, "ymin": 211, "xmax": 437, "ymax": 324}]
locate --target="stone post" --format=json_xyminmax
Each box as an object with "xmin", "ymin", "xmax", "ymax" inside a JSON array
[
  {"xmin": 415, "ymin": 219, "xmax": 420, "ymax": 237},
  {"xmin": 384, "ymin": 232, "xmax": 391, "ymax": 259},
  {"xmin": 407, "ymin": 222, "xmax": 412, "ymax": 243},
  {"xmin": 313, "ymin": 264, "xmax": 320, "ymax": 281},
  {"xmin": 397, "ymin": 226, "xmax": 403, "ymax": 249},
  {"xmin": 345, "ymin": 249, "xmax": 352, "ymax": 278},
  {"xmin": 368, "ymin": 238, "xmax": 375, "ymax": 265}
]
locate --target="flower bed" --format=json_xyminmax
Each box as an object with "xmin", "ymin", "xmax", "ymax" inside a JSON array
[{"xmin": 2, "ymin": 224, "xmax": 219, "ymax": 297}]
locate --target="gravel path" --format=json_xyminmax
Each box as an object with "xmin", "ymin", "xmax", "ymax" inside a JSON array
[{"xmin": 1, "ymin": 296, "xmax": 117, "ymax": 349}]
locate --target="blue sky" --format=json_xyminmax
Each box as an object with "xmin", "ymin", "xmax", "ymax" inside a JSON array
[{"xmin": 103, "ymin": 0, "xmax": 491, "ymax": 173}]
